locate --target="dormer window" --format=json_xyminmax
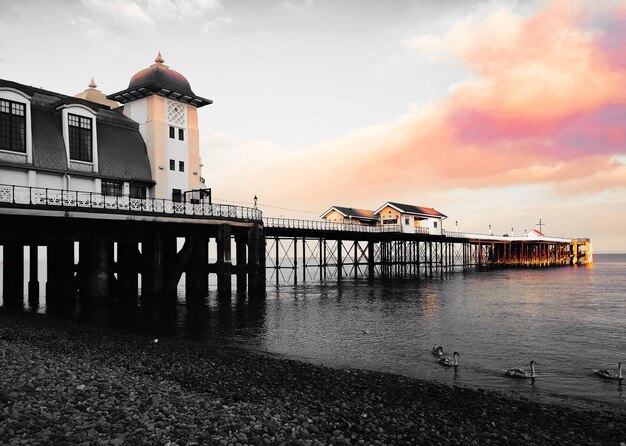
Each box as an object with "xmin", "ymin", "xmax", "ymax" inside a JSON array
[
  {"xmin": 68, "ymin": 113, "xmax": 93, "ymax": 162},
  {"xmin": 0, "ymin": 99, "xmax": 26, "ymax": 153}
]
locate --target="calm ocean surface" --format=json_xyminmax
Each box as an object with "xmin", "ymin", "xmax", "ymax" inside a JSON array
[{"xmin": 1, "ymin": 253, "xmax": 625, "ymax": 411}]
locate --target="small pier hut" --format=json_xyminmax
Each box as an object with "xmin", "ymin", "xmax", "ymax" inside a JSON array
[
  {"xmin": 374, "ymin": 202, "xmax": 447, "ymax": 235},
  {"xmin": 320, "ymin": 206, "xmax": 378, "ymax": 226}
]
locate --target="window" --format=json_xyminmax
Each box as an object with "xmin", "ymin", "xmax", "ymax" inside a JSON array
[
  {"xmin": 0, "ymin": 99, "xmax": 26, "ymax": 153},
  {"xmin": 169, "ymin": 126, "xmax": 175, "ymax": 139},
  {"xmin": 169, "ymin": 159, "xmax": 175, "ymax": 170},
  {"xmin": 130, "ymin": 185, "xmax": 146, "ymax": 199},
  {"xmin": 178, "ymin": 128, "xmax": 184, "ymax": 141},
  {"xmin": 68, "ymin": 114, "xmax": 92, "ymax": 162},
  {"xmin": 179, "ymin": 161, "xmax": 184, "ymax": 172},
  {"xmin": 434, "ymin": 221, "xmax": 438, "ymax": 228},
  {"xmin": 101, "ymin": 180, "xmax": 122, "ymax": 197},
  {"xmin": 404, "ymin": 217, "xmax": 410, "ymax": 225},
  {"xmin": 172, "ymin": 189, "xmax": 182, "ymax": 203}
]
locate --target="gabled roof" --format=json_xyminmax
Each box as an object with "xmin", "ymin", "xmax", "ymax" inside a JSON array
[
  {"xmin": 374, "ymin": 201, "xmax": 447, "ymax": 219},
  {"xmin": 320, "ymin": 206, "xmax": 378, "ymax": 221},
  {"xmin": 527, "ymin": 229, "xmax": 544, "ymax": 237}
]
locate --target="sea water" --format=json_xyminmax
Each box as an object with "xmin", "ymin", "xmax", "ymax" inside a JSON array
[{"xmin": 1, "ymin": 253, "xmax": 624, "ymax": 411}]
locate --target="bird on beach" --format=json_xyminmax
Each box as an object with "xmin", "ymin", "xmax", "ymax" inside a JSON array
[
  {"xmin": 439, "ymin": 351, "xmax": 460, "ymax": 367},
  {"xmin": 431, "ymin": 346, "xmax": 444, "ymax": 356},
  {"xmin": 593, "ymin": 361, "xmax": 622, "ymax": 380},
  {"xmin": 504, "ymin": 360, "xmax": 537, "ymax": 379}
]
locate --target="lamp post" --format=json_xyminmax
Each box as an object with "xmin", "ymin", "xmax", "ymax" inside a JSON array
[
  {"xmin": 253, "ymin": 195, "xmax": 257, "ymax": 209},
  {"xmin": 489, "ymin": 224, "xmax": 492, "ymax": 235},
  {"xmin": 455, "ymin": 220, "xmax": 458, "ymax": 232}
]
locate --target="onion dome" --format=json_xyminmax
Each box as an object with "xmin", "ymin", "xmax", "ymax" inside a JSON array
[
  {"xmin": 107, "ymin": 52, "xmax": 212, "ymax": 107},
  {"xmin": 128, "ymin": 52, "xmax": 195, "ymax": 97}
]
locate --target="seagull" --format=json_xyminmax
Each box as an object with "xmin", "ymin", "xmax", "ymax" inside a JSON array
[
  {"xmin": 504, "ymin": 360, "xmax": 537, "ymax": 379},
  {"xmin": 151, "ymin": 338, "xmax": 159, "ymax": 344}
]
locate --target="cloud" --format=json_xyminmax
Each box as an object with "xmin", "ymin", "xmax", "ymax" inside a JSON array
[
  {"xmin": 200, "ymin": 16, "xmax": 233, "ymax": 33},
  {"xmin": 205, "ymin": 1, "xmax": 626, "ymax": 216},
  {"xmin": 81, "ymin": 0, "xmax": 154, "ymax": 25},
  {"xmin": 144, "ymin": 0, "xmax": 222, "ymax": 22}
]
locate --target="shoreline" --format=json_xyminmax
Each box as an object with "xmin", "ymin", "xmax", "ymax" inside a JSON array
[{"xmin": 1, "ymin": 309, "xmax": 625, "ymax": 445}]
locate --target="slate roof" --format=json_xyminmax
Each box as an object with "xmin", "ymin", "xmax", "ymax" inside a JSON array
[
  {"xmin": 1, "ymin": 79, "xmax": 153, "ymax": 184},
  {"xmin": 374, "ymin": 202, "xmax": 447, "ymax": 219},
  {"xmin": 321, "ymin": 206, "xmax": 378, "ymax": 221}
]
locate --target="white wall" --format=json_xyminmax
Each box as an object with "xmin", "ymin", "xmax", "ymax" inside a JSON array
[
  {"xmin": 69, "ymin": 176, "xmax": 97, "ymax": 192},
  {"xmin": 36, "ymin": 172, "xmax": 63, "ymax": 189},
  {"xmin": 123, "ymin": 101, "xmax": 148, "ymax": 142},
  {"xmin": 0, "ymin": 167, "xmax": 28, "ymax": 186},
  {"xmin": 166, "ymin": 129, "xmax": 189, "ymax": 198}
]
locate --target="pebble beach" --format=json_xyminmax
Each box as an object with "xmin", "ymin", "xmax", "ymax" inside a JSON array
[{"xmin": 0, "ymin": 309, "xmax": 624, "ymax": 446}]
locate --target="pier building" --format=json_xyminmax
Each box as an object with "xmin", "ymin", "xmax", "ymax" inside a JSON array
[
  {"xmin": 0, "ymin": 53, "xmax": 264, "ymax": 308},
  {"xmin": 374, "ymin": 202, "xmax": 447, "ymax": 235},
  {"xmin": 320, "ymin": 206, "xmax": 378, "ymax": 225}
]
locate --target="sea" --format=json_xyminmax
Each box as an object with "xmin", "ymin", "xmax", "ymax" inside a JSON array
[{"xmin": 1, "ymin": 252, "xmax": 624, "ymax": 412}]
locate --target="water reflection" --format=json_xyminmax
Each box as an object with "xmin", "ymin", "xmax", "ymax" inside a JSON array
[{"xmin": 2, "ymin": 254, "xmax": 625, "ymax": 412}]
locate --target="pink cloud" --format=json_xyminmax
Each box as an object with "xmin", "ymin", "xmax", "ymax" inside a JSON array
[{"xmin": 208, "ymin": 1, "xmax": 626, "ymax": 215}]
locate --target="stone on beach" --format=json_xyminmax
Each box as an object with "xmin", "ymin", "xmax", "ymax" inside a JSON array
[{"xmin": 0, "ymin": 310, "xmax": 624, "ymax": 445}]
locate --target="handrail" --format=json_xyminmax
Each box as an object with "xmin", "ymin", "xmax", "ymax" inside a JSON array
[
  {"xmin": 263, "ymin": 217, "xmax": 402, "ymax": 233},
  {"xmin": 0, "ymin": 184, "xmax": 262, "ymax": 222},
  {"xmin": 441, "ymin": 229, "xmax": 572, "ymax": 243}
]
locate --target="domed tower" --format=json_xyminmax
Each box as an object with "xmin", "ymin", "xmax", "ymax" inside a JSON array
[{"xmin": 108, "ymin": 52, "xmax": 212, "ymax": 200}]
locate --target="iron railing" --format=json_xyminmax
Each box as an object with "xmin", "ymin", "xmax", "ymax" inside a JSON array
[
  {"xmin": 0, "ymin": 184, "xmax": 262, "ymax": 222},
  {"xmin": 442, "ymin": 229, "xmax": 572, "ymax": 242},
  {"xmin": 263, "ymin": 217, "xmax": 402, "ymax": 233}
]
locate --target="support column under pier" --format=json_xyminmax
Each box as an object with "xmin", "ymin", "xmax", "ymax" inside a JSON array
[
  {"xmin": 28, "ymin": 245, "xmax": 39, "ymax": 307},
  {"xmin": 117, "ymin": 242, "xmax": 140, "ymax": 299},
  {"xmin": 367, "ymin": 241, "xmax": 375, "ymax": 280},
  {"xmin": 142, "ymin": 230, "xmax": 169, "ymax": 297},
  {"xmin": 186, "ymin": 234, "xmax": 209, "ymax": 298},
  {"xmin": 2, "ymin": 243, "xmax": 24, "ymax": 307},
  {"xmin": 235, "ymin": 234, "xmax": 247, "ymax": 293},
  {"xmin": 79, "ymin": 238, "xmax": 113, "ymax": 305},
  {"xmin": 217, "ymin": 225, "xmax": 232, "ymax": 298},
  {"xmin": 247, "ymin": 227, "xmax": 264, "ymax": 296},
  {"xmin": 46, "ymin": 242, "xmax": 75, "ymax": 307}
]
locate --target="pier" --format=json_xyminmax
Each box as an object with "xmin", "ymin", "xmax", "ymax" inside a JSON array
[
  {"xmin": 0, "ymin": 184, "xmax": 265, "ymax": 308},
  {"xmin": 0, "ymin": 185, "xmax": 592, "ymax": 307},
  {"xmin": 263, "ymin": 218, "xmax": 592, "ymax": 284}
]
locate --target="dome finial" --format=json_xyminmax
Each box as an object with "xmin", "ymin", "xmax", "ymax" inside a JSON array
[
  {"xmin": 155, "ymin": 51, "xmax": 164, "ymax": 64},
  {"xmin": 89, "ymin": 78, "xmax": 97, "ymax": 89}
]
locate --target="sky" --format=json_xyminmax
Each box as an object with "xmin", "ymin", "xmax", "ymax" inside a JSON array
[{"xmin": 1, "ymin": 0, "xmax": 625, "ymax": 252}]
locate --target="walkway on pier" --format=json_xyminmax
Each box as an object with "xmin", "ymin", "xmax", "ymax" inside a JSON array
[{"xmin": 262, "ymin": 217, "xmax": 591, "ymax": 284}]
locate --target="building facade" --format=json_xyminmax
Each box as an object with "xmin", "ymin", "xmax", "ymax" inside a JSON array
[
  {"xmin": 0, "ymin": 53, "xmax": 211, "ymax": 202},
  {"xmin": 319, "ymin": 206, "xmax": 379, "ymax": 225},
  {"xmin": 320, "ymin": 202, "xmax": 447, "ymax": 234},
  {"xmin": 374, "ymin": 202, "xmax": 447, "ymax": 235}
]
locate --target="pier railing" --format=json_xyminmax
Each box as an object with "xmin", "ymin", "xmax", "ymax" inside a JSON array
[
  {"xmin": 442, "ymin": 229, "xmax": 572, "ymax": 243},
  {"xmin": 263, "ymin": 217, "xmax": 401, "ymax": 233},
  {"xmin": 0, "ymin": 184, "xmax": 262, "ymax": 222}
]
